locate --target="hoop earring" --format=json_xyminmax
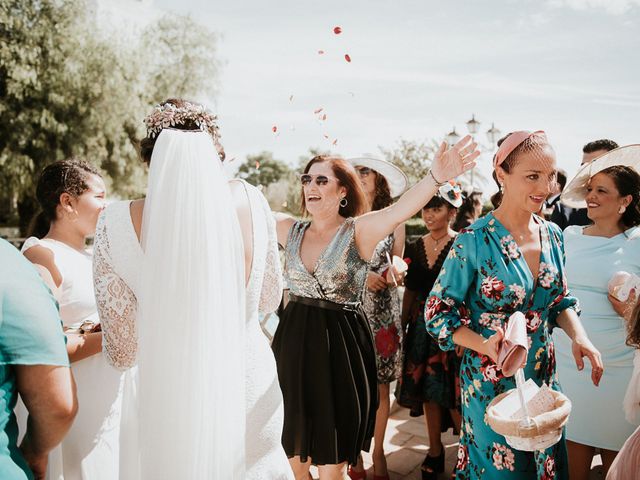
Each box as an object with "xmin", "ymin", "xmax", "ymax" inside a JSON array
[
  {"xmin": 339, "ymin": 197, "xmax": 348, "ymax": 208},
  {"xmin": 619, "ymin": 205, "xmax": 626, "ymax": 215}
]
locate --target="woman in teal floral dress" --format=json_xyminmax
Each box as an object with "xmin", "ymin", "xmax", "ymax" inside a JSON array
[{"xmin": 426, "ymin": 131, "xmax": 604, "ymax": 479}]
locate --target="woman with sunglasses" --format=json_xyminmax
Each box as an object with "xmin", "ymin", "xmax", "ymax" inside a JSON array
[
  {"xmin": 345, "ymin": 157, "xmax": 408, "ymax": 480},
  {"xmin": 272, "ymin": 137, "xmax": 479, "ymax": 480}
]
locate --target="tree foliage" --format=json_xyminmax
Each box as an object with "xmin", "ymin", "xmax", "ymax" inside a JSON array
[
  {"xmin": 237, "ymin": 152, "xmax": 291, "ymax": 188},
  {"xmin": 0, "ymin": 0, "xmax": 221, "ymax": 232},
  {"xmin": 379, "ymin": 138, "xmax": 437, "ymax": 187}
]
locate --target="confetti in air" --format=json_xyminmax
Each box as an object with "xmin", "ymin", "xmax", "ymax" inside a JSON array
[
  {"xmin": 321, "ymin": 114, "xmax": 327, "ymax": 121},
  {"xmin": 323, "ymin": 134, "xmax": 329, "ymax": 139},
  {"xmin": 289, "ymin": 95, "xmax": 294, "ymax": 102},
  {"xmin": 272, "ymin": 125, "xmax": 278, "ymax": 133},
  {"xmin": 332, "ymin": 139, "xmax": 338, "ymax": 146},
  {"xmin": 313, "ymin": 107, "xmax": 324, "ymax": 114},
  {"xmin": 318, "ymin": 50, "xmax": 325, "ymax": 55},
  {"xmin": 333, "ymin": 26, "xmax": 342, "ymax": 34},
  {"xmin": 344, "ymin": 54, "xmax": 351, "ymax": 63}
]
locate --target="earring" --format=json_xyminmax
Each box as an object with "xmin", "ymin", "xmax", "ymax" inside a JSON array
[
  {"xmin": 619, "ymin": 205, "xmax": 626, "ymax": 214},
  {"xmin": 500, "ymin": 184, "xmax": 504, "ymax": 194},
  {"xmin": 339, "ymin": 197, "xmax": 348, "ymax": 208}
]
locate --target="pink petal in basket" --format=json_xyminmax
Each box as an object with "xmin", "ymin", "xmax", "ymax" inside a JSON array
[{"xmin": 497, "ymin": 311, "xmax": 528, "ymax": 377}]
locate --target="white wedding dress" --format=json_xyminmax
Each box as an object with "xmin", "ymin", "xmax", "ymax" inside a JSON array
[
  {"xmin": 18, "ymin": 237, "xmax": 123, "ymax": 480},
  {"xmin": 93, "ymin": 180, "xmax": 292, "ymax": 479}
]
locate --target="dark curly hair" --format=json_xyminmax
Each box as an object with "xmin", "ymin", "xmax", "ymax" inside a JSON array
[
  {"xmin": 139, "ymin": 98, "xmax": 225, "ymax": 164},
  {"xmin": 300, "ymin": 155, "xmax": 367, "ymax": 218},
  {"xmin": 583, "ymin": 139, "xmax": 618, "ymax": 154},
  {"xmin": 28, "ymin": 159, "xmax": 101, "ymax": 238},
  {"xmin": 598, "ymin": 165, "xmax": 640, "ymax": 229},
  {"xmin": 452, "ymin": 191, "xmax": 482, "ymax": 231},
  {"xmin": 370, "ymin": 170, "xmax": 393, "ymax": 211}
]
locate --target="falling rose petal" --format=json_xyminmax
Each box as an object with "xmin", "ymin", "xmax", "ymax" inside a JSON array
[
  {"xmin": 313, "ymin": 107, "xmax": 324, "ymax": 114},
  {"xmin": 344, "ymin": 54, "xmax": 351, "ymax": 63},
  {"xmin": 332, "ymin": 139, "xmax": 338, "ymax": 146},
  {"xmin": 321, "ymin": 113, "xmax": 327, "ymax": 121},
  {"xmin": 323, "ymin": 134, "xmax": 329, "ymax": 139},
  {"xmin": 318, "ymin": 50, "xmax": 325, "ymax": 55},
  {"xmin": 255, "ymin": 161, "xmax": 261, "ymax": 169},
  {"xmin": 272, "ymin": 125, "xmax": 277, "ymax": 133},
  {"xmin": 333, "ymin": 26, "xmax": 342, "ymax": 34}
]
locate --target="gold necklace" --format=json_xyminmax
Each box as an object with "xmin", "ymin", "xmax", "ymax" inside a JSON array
[{"xmin": 429, "ymin": 232, "xmax": 450, "ymax": 251}]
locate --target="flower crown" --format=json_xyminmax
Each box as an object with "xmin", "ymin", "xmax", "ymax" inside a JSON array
[{"xmin": 143, "ymin": 101, "xmax": 225, "ymax": 160}]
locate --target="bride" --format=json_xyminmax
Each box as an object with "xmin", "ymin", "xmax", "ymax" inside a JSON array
[{"xmin": 92, "ymin": 99, "xmax": 293, "ymax": 479}]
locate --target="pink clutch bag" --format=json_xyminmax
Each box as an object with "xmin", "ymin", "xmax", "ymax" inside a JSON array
[{"xmin": 497, "ymin": 311, "xmax": 528, "ymax": 377}]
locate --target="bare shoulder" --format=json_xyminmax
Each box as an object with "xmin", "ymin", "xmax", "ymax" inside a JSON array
[{"xmin": 22, "ymin": 244, "xmax": 62, "ymax": 287}]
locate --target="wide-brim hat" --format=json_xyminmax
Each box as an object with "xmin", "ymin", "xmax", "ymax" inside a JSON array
[
  {"xmin": 347, "ymin": 156, "xmax": 408, "ymax": 198},
  {"xmin": 561, "ymin": 144, "xmax": 640, "ymax": 209}
]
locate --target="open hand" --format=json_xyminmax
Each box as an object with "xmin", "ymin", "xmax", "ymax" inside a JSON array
[
  {"xmin": 430, "ymin": 135, "xmax": 481, "ymax": 185},
  {"xmin": 572, "ymin": 335, "xmax": 604, "ymax": 386}
]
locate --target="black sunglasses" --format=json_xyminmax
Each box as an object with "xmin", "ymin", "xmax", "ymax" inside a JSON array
[{"xmin": 300, "ymin": 174, "xmax": 337, "ymax": 186}]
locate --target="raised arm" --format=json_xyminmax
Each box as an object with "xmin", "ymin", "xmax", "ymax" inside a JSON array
[
  {"xmin": 93, "ymin": 214, "xmax": 138, "ymax": 370},
  {"xmin": 355, "ymin": 136, "xmax": 479, "ymax": 261}
]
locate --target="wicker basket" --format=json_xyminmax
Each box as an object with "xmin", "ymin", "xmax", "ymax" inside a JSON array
[{"xmin": 485, "ymin": 388, "xmax": 572, "ymax": 452}]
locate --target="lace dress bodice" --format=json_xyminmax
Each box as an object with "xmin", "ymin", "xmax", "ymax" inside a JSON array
[
  {"xmin": 284, "ymin": 218, "xmax": 369, "ymax": 305},
  {"xmin": 93, "ymin": 185, "xmax": 283, "ymax": 370}
]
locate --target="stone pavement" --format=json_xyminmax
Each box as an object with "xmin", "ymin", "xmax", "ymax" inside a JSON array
[{"xmin": 310, "ymin": 398, "xmax": 605, "ymax": 479}]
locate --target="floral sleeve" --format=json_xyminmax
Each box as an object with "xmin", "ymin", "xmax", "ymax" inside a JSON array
[
  {"xmin": 547, "ymin": 224, "xmax": 580, "ymax": 329},
  {"xmin": 425, "ymin": 230, "xmax": 476, "ymax": 351}
]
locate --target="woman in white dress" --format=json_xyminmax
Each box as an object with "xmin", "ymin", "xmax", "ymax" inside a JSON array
[
  {"xmin": 92, "ymin": 99, "xmax": 292, "ymax": 479},
  {"xmin": 21, "ymin": 159, "xmax": 124, "ymax": 480}
]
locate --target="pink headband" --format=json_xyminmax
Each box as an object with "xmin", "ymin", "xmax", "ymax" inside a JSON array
[{"xmin": 493, "ymin": 130, "xmax": 547, "ymax": 168}]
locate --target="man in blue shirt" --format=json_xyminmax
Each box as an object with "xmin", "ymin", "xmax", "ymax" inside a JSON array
[{"xmin": 0, "ymin": 239, "xmax": 77, "ymax": 479}]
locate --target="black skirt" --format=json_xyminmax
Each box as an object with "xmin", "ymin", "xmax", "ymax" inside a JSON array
[{"xmin": 272, "ymin": 295, "xmax": 378, "ymax": 466}]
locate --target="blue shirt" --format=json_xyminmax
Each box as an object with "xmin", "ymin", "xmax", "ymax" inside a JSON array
[{"xmin": 0, "ymin": 239, "xmax": 69, "ymax": 479}]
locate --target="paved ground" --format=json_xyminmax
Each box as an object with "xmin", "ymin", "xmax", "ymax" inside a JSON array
[{"xmin": 310, "ymin": 398, "xmax": 605, "ymax": 479}]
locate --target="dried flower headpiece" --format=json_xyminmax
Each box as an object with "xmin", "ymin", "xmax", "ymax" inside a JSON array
[{"xmin": 143, "ymin": 101, "xmax": 225, "ymax": 160}]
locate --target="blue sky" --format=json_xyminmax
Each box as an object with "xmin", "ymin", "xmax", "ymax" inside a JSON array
[{"xmin": 129, "ymin": 0, "xmax": 640, "ymax": 191}]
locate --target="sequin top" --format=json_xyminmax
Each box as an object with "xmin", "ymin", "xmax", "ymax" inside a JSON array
[{"xmin": 284, "ymin": 218, "xmax": 369, "ymax": 305}]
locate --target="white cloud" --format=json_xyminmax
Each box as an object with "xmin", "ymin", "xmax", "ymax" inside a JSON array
[{"xmin": 548, "ymin": 0, "xmax": 640, "ymax": 15}]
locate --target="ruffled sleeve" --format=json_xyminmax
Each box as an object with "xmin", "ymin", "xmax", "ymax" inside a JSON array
[{"xmin": 425, "ymin": 230, "xmax": 476, "ymax": 351}]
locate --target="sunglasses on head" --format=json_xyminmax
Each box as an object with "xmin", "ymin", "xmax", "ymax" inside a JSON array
[
  {"xmin": 356, "ymin": 166, "xmax": 372, "ymax": 177},
  {"xmin": 300, "ymin": 174, "xmax": 337, "ymax": 186}
]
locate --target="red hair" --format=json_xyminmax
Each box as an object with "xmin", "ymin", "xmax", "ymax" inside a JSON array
[{"xmin": 300, "ymin": 155, "xmax": 367, "ymax": 218}]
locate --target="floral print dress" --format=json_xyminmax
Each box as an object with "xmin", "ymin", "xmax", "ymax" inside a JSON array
[
  {"xmin": 362, "ymin": 235, "xmax": 403, "ymax": 383},
  {"xmin": 426, "ymin": 213, "xmax": 579, "ymax": 480}
]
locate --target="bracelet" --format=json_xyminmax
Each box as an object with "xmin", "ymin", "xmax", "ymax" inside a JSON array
[{"xmin": 428, "ymin": 169, "xmax": 447, "ymax": 186}]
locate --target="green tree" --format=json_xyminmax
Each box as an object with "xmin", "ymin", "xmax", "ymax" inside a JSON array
[
  {"xmin": 379, "ymin": 138, "xmax": 437, "ymax": 186},
  {"xmin": 0, "ymin": 1, "xmax": 222, "ymax": 232},
  {"xmin": 237, "ymin": 152, "xmax": 291, "ymax": 188}
]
